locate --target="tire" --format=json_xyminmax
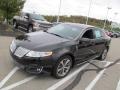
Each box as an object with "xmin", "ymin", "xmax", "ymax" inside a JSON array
[
  {"xmin": 97, "ymin": 48, "xmax": 108, "ymax": 61},
  {"xmin": 13, "ymin": 21, "xmax": 18, "ymax": 29},
  {"xmin": 52, "ymin": 55, "xmax": 72, "ymax": 79},
  {"xmin": 28, "ymin": 25, "xmax": 33, "ymax": 33},
  {"xmin": 113, "ymin": 35, "xmax": 117, "ymax": 38}
]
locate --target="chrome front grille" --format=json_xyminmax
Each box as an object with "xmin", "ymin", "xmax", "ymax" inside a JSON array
[{"xmin": 14, "ymin": 47, "xmax": 30, "ymax": 58}]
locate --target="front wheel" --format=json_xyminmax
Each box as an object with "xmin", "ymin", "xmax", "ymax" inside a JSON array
[
  {"xmin": 97, "ymin": 48, "xmax": 108, "ymax": 61},
  {"xmin": 52, "ymin": 56, "xmax": 72, "ymax": 79}
]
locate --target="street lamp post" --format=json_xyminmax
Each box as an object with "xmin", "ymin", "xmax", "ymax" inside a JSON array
[
  {"xmin": 111, "ymin": 12, "xmax": 118, "ymax": 31},
  {"xmin": 86, "ymin": 0, "xmax": 93, "ymax": 25},
  {"xmin": 57, "ymin": 0, "xmax": 62, "ymax": 23},
  {"xmin": 103, "ymin": 7, "xmax": 112, "ymax": 30}
]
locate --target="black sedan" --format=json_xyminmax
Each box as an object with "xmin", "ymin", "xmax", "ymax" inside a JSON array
[{"xmin": 10, "ymin": 23, "xmax": 111, "ymax": 78}]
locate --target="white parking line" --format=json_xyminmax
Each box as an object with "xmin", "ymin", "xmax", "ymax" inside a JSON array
[
  {"xmin": 47, "ymin": 63, "xmax": 90, "ymax": 90},
  {"xmin": 116, "ymin": 79, "xmax": 120, "ymax": 90},
  {"xmin": 85, "ymin": 62, "xmax": 111, "ymax": 90},
  {"xmin": 101, "ymin": 61, "xmax": 120, "ymax": 65},
  {"xmin": 0, "ymin": 67, "xmax": 19, "ymax": 89},
  {"xmin": 0, "ymin": 76, "xmax": 36, "ymax": 90}
]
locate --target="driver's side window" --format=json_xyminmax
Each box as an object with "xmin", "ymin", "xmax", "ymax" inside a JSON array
[{"xmin": 82, "ymin": 29, "xmax": 94, "ymax": 39}]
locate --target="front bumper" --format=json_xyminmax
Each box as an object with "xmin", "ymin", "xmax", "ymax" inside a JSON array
[
  {"xmin": 10, "ymin": 51, "xmax": 55, "ymax": 74},
  {"xmin": 33, "ymin": 27, "xmax": 41, "ymax": 31}
]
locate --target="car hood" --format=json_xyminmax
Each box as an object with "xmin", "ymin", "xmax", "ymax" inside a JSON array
[{"xmin": 15, "ymin": 31, "xmax": 70, "ymax": 51}]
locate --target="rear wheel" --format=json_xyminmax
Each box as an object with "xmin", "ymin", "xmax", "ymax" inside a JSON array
[
  {"xmin": 13, "ymin": 21, "xmax": 18, "ymax": 29},
  {"xmin": 97, "ymin": 48, "xmax": 108, "ymax": 61},
  {"xmin": 113, "ymin": 34, "xmax": 117, "ymax": 38},
  {"xmin": 28, "ymin": 25, "xmax": 33, "ymax": 33},
  {"xmin": 52, "ymin": 55, "xmax": 72, "ymax": 79}
]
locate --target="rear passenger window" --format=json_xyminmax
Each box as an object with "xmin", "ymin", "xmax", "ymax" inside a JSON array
[{"xmin": 94, "ymin": 29, "xmax": 103, "ymax": 38}]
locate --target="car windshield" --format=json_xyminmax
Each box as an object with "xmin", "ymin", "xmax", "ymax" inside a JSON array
[
  {"xmin": 47, "ymin": 24, "xmax": 83, "ymax": 40},
  {"xmin": 30, "ymin": 14, "xmax": 46, "ymax": 21}
]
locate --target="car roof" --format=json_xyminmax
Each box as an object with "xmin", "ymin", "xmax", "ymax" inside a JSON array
[{"xmin": 62, "ymin": 23, "xmax": 95, "ymax": 29}]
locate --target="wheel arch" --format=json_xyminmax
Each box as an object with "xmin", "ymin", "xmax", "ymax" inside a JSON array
[
  {"xmin": 13, "ymin": 19, "xmax": 16, "ymax": 24},
  {"xmin": 65, "ymin": 53, "xmax": 75, "ymax": 67},
  {"xmin": 28, "ymin": 24, "xmax": 33, "ymax": 28},
  {"xmin": 105, "ymin": 41, "xmax": 110, "ymax": 51},
  {"xmin": 106, "ymin": 46, "xmax": 109, "ymax": 51},
  {"xmin": 56, "ymin": 52, "xmax": 75, "ymax": 68}
]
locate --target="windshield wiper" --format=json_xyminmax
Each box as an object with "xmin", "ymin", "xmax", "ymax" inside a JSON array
[
  {"xmin": 50, "ymin": 33, "xmax": 64, "ymax": 38},
  {"xmin": 45, "ymin": 31, "xmax": 64, "ymax": 38}
]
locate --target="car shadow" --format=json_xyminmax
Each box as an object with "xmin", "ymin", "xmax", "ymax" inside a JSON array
[{"xmin": 64, "ymin": 59, "xmax": 120, "ymax": 90}]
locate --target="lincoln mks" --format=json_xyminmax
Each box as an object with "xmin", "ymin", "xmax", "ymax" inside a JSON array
[{"xmin": 10, "ymin": 23, "xmax": 111, "ymax": 78}]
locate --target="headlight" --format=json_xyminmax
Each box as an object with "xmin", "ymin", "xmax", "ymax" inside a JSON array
[
  {"xmin": 33, "ymin": 22, "xmax": 39, "ymax": 27},
  {"xmin": 10, "ymin": 40, "xmax": 16, "ymax": 53},
  {"xmin": 26, "ymin": 51, "xmax": 52, "ymax": 57}
]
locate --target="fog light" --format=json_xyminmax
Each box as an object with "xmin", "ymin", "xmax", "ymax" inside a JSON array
[{"xmin": 36, "ymin": 67, "xmax": 43, "ymax": 72}]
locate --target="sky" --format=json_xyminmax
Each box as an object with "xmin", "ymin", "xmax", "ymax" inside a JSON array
[{"xmin": 23, "ymin": 0, "xmax": 120, "ymax": 23}]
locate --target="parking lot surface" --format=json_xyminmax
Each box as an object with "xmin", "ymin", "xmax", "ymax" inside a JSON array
[{"xmin": 0, "ymin": 36, "xmax": 120, "ymax": 90}]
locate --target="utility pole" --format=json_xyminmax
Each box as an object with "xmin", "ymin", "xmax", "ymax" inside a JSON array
[
  {"xmin": 86, "ymin": 0, "xmax": 92, "ymax": 25},
  {"xmin": 111, "ymin": 12, "xmax": 118, "ymax": 31},
  {"xmin": 103, "ymin": 7, "xmax": 112, "ymax": 30},
  {"xmin": 57, "ymin": 0, "xmax": 62, "ymax": 23}
]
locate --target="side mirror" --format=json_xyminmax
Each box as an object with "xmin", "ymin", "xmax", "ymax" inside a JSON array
[
  {"xmin": 24, "ymin": 16, "xmax": 29, "ymax": 19},
  {"xmin": 79, "ymin": 38, "xmax": 90, "ymax": 44}
]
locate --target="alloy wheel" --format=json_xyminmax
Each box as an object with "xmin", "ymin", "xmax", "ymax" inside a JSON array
[
  {"xmin": 102, "ymin": 49, "xmax": 108, "ymax": 60},
  {"xmin": 57, "ymin": 58, "xmax": 71, "ymax": 77}
]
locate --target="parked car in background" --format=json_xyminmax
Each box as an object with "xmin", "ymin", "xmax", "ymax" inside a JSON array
[
  {"xmin": 111, "ymin": 31, "xmax": 120, "ymax": 38},
  {"xmin": 13, "ymin": 12, "xmax": 53, "ymax": 32},
  {"xmin": 10, "ymin": 23, "xmax": 111, "ymax": 78},
  {"xmin": 52, "ymin": 22, "xmax": 62, "ymax": 26},
  {"xmin": 105, "ymin": 30, "xmax": 112, "ymax": 37}
]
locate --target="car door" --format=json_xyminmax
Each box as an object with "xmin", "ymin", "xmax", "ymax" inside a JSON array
[
  {"xmin": 93, "ymin": 28, "xmax": 106, "ymax": 56},
  {"xmin": 75, "ymin": 28, "xmax": 97, "ymax": 63},
  {"xmin": 18, "ymin": 12, "xmax": 23, "ymax": 26},
  {"xmin": 23, "ymin": 13, "xmax": 30, "ymax": 29},
  {"xmin": 19, "ymin": 13, "xmax": 26, "ymax": 27}
]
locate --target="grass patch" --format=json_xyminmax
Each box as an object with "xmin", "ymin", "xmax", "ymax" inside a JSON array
[{"xmin": 0, "ymin": 24, "xmax": 24, "ymax": 37}]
